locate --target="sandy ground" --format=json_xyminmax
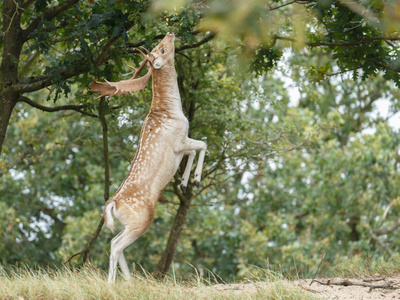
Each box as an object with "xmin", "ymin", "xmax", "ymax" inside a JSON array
[
  {"xmin": 295, "ymin": 277, "xmax": 400, "ymax": 300},
  {"xmin": 213, "ymin": 276, "xmax": 400, "ymax": 299}
]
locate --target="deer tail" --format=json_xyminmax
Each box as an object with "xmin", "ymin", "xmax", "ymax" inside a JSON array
[{"xmin": 103, "ymin": 200, "xmax": 116, "ymax": 232}]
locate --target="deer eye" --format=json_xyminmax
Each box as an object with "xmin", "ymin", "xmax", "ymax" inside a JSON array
[{"xmin": 161, "ymin": 48, "xmax": 165, "ymax": 54}]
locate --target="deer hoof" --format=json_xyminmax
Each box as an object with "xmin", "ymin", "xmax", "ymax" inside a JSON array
[
  {"xmin": 194, "ymin": 180, "xmax": 200, "ymax": 188},
  {"xmin": 180, "ymin": 184, "xmax": 187, "ymax": 194}
]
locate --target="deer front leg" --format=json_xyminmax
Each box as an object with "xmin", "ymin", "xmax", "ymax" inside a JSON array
[
  {"xmin": 177, "ymin": 138, "xmax": 207, "ymax": 188},
  {"xmin": 180, "ymin": 150, "xmax": 196, "ymax": 194}
]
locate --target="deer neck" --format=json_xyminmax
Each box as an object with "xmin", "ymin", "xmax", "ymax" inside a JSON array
[{"xmin": 150, "ymin": 64, "xmax": 183, "ymax": 116}]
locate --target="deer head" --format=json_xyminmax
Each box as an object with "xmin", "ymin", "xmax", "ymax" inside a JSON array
[
  {"xmin": 149, "ymin": 32, "xmax": 175, "ymax": 70},
  {"xmin": 91, "ymin": 32, "xmax": 175, "ymax": 98}
]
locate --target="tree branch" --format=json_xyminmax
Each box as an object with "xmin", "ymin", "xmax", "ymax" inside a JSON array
[
  {"xmin": 268, "ymin": 0, "xmax": 311, "ymax": 11},
  {"xmin": 176, "ymin": 33, "xmax": 216, "ymax": 52},
  {"xmin": 16, "ymin": 67, "xmax": 90, "ymax": 93},
  {"xmin": 18, "ymin": 96, "xmax": 98, "ymax": 118},
  {"xmin": 21, "ymin": 0, "xmax": 36, "ymax": 10},
  {"xmin": 274, "ymin": 35, "xmax": 400, "ymax": 47},
  {"xmin": 19, "ymin": 52, "xmax": 40, "ymax": 80},
  {"xmin": 373, "ymin": 219, "xmax": 400, "ymax": 236}
]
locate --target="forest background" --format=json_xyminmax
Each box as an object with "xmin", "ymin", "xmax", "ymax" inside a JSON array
[{"xmin": 1, "ymin": 0, "xmax": 400, "ymax": 282}]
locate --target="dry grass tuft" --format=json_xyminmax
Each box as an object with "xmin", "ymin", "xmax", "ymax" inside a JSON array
[
  {"xmin": 0, "ymin": 266, "xmax": 319, "ymax": 300},
  {"xmin": 328, "ymin": 254, "xmax": 400, "ymax": 279}
]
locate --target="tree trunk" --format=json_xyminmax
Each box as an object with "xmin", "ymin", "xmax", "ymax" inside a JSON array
[
  {"xmin": 348, "ymin": 215, "xmax": 360, "ymax": 242},
  {"xmin": 155, "ymin": 187, "xmax": 193, "ymax": 278},
  {"xmin": 0, "ymin": 97, "xmax": 17, "ymax": 154},
  {"xmin": 0, "ymin": 0, "xmax": 24, "ymax": 154}
]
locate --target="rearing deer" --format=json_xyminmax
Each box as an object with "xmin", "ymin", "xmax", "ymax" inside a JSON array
[{"xmin": 91, "ymin": 32, "xmax": 207, "ymax": 283}]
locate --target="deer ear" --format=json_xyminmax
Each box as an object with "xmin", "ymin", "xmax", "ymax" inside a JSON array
[{"xmin": 91, "ymin": 66, "xmax": 152, "ymax": 98}]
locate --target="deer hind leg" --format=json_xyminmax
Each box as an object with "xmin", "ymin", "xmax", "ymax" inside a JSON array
[
  {"xmin": 180, "ymin": 150, "xmax": 196, "ymax": 193},
  {"xmin": 178, "ymin": 138, "xmax": 207, "ymax": 188},
  {"xmin": 108, "ymin": 229, "xmax": 138, "ymax": 283},
  {"xmin": 118, "ymin": 252, "xmax": 131, "ymax": 280}
]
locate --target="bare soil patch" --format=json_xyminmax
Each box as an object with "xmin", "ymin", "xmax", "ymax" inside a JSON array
[
  {"xmin": 213, "ymin": 276, "xmax": 400, "ymax": 299},
  {"xmin": 296, "ymin": 276, "xmax": 400, "ymax": 299}
]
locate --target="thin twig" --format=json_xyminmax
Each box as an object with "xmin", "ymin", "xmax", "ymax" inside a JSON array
[
  {"xmin": 61, "ymin": 250, "xmax": 86, "ymax": 266},
  {"xmin": 310, "ymin": 253, "xmax": 326, "ymax": 286},
  {"xmin": 2, "ymin": 0, "xmax": 23, "ymax": 36},
  {"xmin": 312, "ymin": 278, "xmax": 400, "ymax": 291},
  {"xmin": 361, "ymin": 276, "xmax": 386, "ymax": 282},
  {"xmin": 62, "ymin": 97, "xmax": 110, "ymax": 266}
]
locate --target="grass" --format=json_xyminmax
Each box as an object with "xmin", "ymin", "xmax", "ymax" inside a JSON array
[
  {"xmin": 4, "ymin": 256, "xmax": 399, "ymax": 299},
  {"xmin": 327, "ymin": 254, "xmax": 400, "ymax": 278},
  {"xmin": 0, "ymin": 266, "xmax": 320, "ymax": 300}
]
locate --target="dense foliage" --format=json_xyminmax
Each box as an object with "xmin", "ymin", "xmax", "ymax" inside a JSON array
[{"xmin": 1, "ymin": 0, "xmax": 400, "ymax": 281}]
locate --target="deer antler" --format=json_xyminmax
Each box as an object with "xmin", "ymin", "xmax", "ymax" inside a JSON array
[
  {"xmin": 91, "ymin": 52, "xmax": 153, "ymax": 98},
  {"xmin": 135, "ymin": 47, "xmax": 149, "ymax": 59},
  {"xmin": 139, "ymin": 46, "xmax": 151, "ymax": 56}
]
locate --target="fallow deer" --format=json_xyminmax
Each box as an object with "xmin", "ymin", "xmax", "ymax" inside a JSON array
[{"xmin": 91, "ymin": 32, "xmax": 207, "ymax": 283}]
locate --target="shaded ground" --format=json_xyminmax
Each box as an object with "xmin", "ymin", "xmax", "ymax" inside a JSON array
[{"xmin": 213, "ymin": 276, "xmax": 400, "ymax": 299}]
